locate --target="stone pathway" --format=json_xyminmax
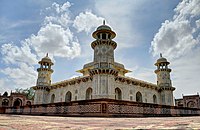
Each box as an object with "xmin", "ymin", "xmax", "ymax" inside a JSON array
[{"xmin": 0, "ymin": 114, "xmax": 200, "ymax": 129}]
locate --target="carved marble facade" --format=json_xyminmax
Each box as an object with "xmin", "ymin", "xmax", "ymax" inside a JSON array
[{"xmin": 33, "ymin": 21, "xmax": 175, "ymax": 106}]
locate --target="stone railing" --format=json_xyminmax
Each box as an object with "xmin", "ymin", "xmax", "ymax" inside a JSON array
[{"xmin": 1, "ymin": 99, "xmax": 200, "ymax": 117}]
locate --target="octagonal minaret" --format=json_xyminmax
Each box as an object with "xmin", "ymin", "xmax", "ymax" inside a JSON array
[
  {"xmin": 89, "ymin": 21, "xmax": 118, "ymax": 99},
  {"xmin": 155, "ymin": 53, "xmax": 172, "ymax": 87},
  {"xmin": 91, "ymin": 20, "xmax": 117, "ymax": 64},
  {"xmin": 155, "ymin": 53, "xmax": 175, "ymax": 105},
  {"xmin": 33, "ymin": 53, "xmax": 54, "ymax": 104}
]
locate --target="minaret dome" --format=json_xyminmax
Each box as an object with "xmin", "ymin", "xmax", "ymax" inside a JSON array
[
  {"xmin": 154, "ymin": 53, "xmax": 169, "ymax": 66},
  {"xmin": 38, "ymin": 53, "xmax": 53, "ymax": 66},
  {"xmin": 92, "ymin": 20, "xmax": 116, "ymax": 39}
]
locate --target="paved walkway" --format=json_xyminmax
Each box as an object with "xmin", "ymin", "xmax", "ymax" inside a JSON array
[{"xmin": 0, "ymin": 114, "xmax": 200, "ymax": 129}]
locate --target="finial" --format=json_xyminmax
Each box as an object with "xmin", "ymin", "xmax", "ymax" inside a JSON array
[
  {"xmin": 103, "ymin": 20, "xmax": 105, "ymax": 25},
  {"xmin": 46, "ymin": 53, "xmax": 48, "ymax": 57},
  {"xmin": 160, "ymin": 53, "xmax": 162, "ymax": 58}
]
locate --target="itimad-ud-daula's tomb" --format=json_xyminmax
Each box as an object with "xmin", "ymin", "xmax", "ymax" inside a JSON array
[{"xmin": 1, "ymin": 21, "xmax": 200, "ymax": 117}]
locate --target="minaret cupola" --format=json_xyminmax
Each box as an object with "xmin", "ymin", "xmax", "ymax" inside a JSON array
[
  {"xmin": 38, "ymin": 53, "xmax": 54, "ymax": 69},
  {"xmin": 92, "ymin": 20, "xmax": 116, "ymax": 40},
  {"xmin": 154, "ymin": 53, "xmax": 175, "ymax": 106}
]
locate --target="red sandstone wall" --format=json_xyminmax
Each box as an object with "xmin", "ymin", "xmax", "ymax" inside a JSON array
[
  {"xmin": 3, "ymin": 99, "xmax": 200, "ymax": 117},
  {"xmin": 0, "ymin": 107, "xmax": 5, "ymax": 114}
]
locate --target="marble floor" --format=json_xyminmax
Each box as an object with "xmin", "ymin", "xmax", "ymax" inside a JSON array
[{"xmin": 0, "ymin": 114, "xmax": 200, "ymax": 129}]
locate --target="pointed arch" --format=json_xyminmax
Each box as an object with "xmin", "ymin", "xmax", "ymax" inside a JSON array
[
  {"xmin": 136, "ymin": 91, "xmax": 142, "ymax": 102},
  {"xmin": 153, "ymin": 94, "xmax": 157, "ymax": 104},
  {"xmin": 115, "ymin": 88, "xmax": 122, "ymax": 100},
  {"xmin": 51, "ymin": 94, "xmax": 55, "ymax": 103},
  {"xmin": 86, "ymin": 88, "xmax": 92, "ymax": 100},
  {"xmin": 65, "ymin": 91, "xmax": 72, "ymax": 102},
  {"xmin": 13, "ymin": 98, "xmax": 22, "ymax": 106}
]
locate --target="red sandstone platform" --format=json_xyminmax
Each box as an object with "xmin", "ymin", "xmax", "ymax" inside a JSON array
[{"xmin": 0, "ymin": 114, "xmax": 200, "ymax": 129}]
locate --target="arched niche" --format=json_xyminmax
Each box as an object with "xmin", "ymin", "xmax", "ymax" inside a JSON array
[
  {"xmin": 136, "ymin": 91, "xmax": 142, "ymax": 102},
  {"xmin": 51, "ymin": 94, "xmax": 55, "ymax": 103},
  {"xmin": 86, "ymin": 88, "xmax": 92, "ymax": 100},
  {"xmin": 65, "ymin": 91, "xmax": 72, "ymax": 102},
  {"xmin": 115, "ymin": 88, "xmax": 122, "ymax": 100}
]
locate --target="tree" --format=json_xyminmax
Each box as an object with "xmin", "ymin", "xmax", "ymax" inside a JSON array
[
  {"xmin": 15, "ymin": 88, "xmax": 35, "ymax": 100},
  {"xmin": 3, "ymin": 92, "xmax": 8, "ymax": 97}
]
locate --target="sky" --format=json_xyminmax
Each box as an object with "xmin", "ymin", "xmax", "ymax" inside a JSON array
[{"xmin": 0, "ymin": 0, "xmax": 199, "ymax": 99}]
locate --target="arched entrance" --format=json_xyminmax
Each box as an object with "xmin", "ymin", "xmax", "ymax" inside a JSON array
[
  {"xmin": 86, "ymin": 88, "xmax": 92, "ymax": 100},
  {"xmin": 115, "ymin": 88, "xmax": 122, "ymax": 100},
  {"xmin": 13, "ymin": 98, "xmax": 22, "ymax": 107},
  {"xmin": 153, "ymin": 95, "xmax": 157, "ymax": 104},
  {"xmin": 136, "ymin": 91, "xmax": 142, "ymax": 102},
  {"xmin": 65, "ymin": 91, "xmax": 72, "ymax": 102}
]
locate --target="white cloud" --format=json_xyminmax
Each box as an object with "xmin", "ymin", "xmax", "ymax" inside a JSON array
[
  {"xmin": 26, "ymin": 23, "xmax": 81, "ymax": 58},
  {"xmin": 0, "ymin": 2, "xmax": 82, "ymax": 94},
  {"xmin": 0, "ymin": 78, "xmax": 16, "ymax": 95},
  {"xmin": 127, "ymin": 66, "xmax": 156, "ymax": 84},
  {"xmin": 174, "ymin": 0, "xmax": 200, "ymax": 20},
  {"xmin": 1, "ymin": 63, "xmax": 37, "ymax": 90},
  {"xmin": 46, "ymin": 2, "xmax": 71, "ymax": 14},
  {"xmin": 94, "ymin": 0, "xmax": 145, "ymax": 48},
  {"xmin": 1, "ymin": 42, "xmax": 38, "ymax": 65},
  {"xmin": 73, "ymin": 11, "xmax": 104, "ymax": 33},
  {"xmin": 171, "ymin": 47, "xmax": 200, "ymax": 98},
  {"xmin": 196, "ymin": 19, "xmax": 200, "ymax": 28},
  {"xmin": 44, "ymin": 2, "xmax": 71, "ymax": 27},
  {"xmin": 151, "ymin": 0, "xmax": 200, "ymax": 59},
  {"xmin": 44, "ymin": 14, "xmax": 71, "ymax": 28},
  {"xmin": 150, "ymin": 0, "xmax": 200, "ymax": 98},
  {"xmin": 151, "ymin": 20, "xmax": 198, "ymax": 59}
]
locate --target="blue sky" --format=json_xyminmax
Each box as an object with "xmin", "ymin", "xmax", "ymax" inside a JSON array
[{"xmin": 0, "ymin": 0, "xmax": 199, "ymax": 99}]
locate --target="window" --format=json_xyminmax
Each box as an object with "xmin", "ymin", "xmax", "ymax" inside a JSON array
[
  {"xmin": 102, "ymin": 33, "xmax": 106, "ymax": 39},
  {"xmin": 136, "ymin": 91, "xmax": 142, "ymax": 102},
  {"xmin": 65, "ymin": 91, "xmax": 72, "ymax": 102},
  {"xmin": 115, "ymin": 88, "xmax": 122, "ymax": 100},
  {"xmin": 86, "ymin": 88, "xmax": 92, "ymax": 100},
  {"xmin": 108, "ymin": 34, "xmax": 111, "ymax": 39}
]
